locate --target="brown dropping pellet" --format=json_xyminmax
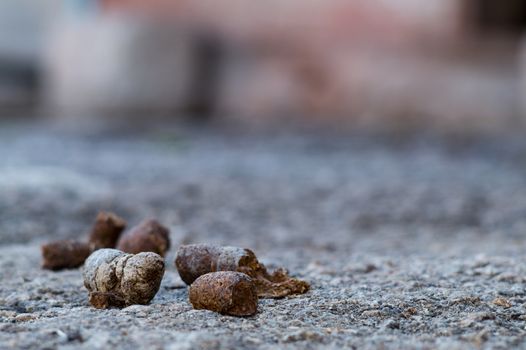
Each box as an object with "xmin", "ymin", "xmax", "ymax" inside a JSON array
[
  {"xmin": 41, "ymin": 240, "xmax": 93, "ymax": 270},
  {"xmin": 88, "ymin": 211, "xmax": 127, "ymax": 249},
  {"xmin": 175, "ymin": 243, "xmax": 222, "ymax": 285},
  {"xmin": 89, "ymin": 292, "xmax": 126, "ymax": 309},
  {"xmin": 189, "ymin": 271, "xmax": 257, "ymax": 316},
  {"xmin": 117, "ymin": 219, "xmax": 170, "ymax": 257},
  {"xmin": 83, "ymin": 249, "xmax": 165, "ymax": 309},
  {"xmin": 175, "ymin": 244, "xmax": 310, "ymax": 298}
]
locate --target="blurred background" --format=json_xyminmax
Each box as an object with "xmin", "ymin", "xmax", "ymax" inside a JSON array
[{"xmin": 1, "ymin": 0, "xmax": 526, "ymax": 133}]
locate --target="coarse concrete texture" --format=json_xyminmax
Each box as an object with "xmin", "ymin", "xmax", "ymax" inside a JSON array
[{"xmin": 1, "ymin": 121, "xmax": 526, "ymax": 349}]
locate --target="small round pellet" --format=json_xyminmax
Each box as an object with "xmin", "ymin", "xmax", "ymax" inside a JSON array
[
  {"xmin": 117, "ymin": 219, "xmax": 170, "ymax": 257},
  {"xmin": 41, "ymin": 240, "xmax": 92, "ymax": 270},
  {"xmin": 83, "ymin": 249, "xmax": 165, "ymax": 309},
  {"xmin": 88, "ymin": 211, "xmax": 126, "ymax": 249},
  {"xmin": 175, "ymin": 244, "xmax": 254, "ymax": 285},
  {"xmin": 189, "ymin": 271, "xmax": 258, "ymax": 316}
]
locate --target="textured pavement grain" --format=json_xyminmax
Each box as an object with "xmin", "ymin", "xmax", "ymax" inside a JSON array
[{"xmin": 1, "ymin": 122, "xmax": 526, "ymax": 349}]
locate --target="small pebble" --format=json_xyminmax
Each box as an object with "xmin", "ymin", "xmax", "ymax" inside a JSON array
[
  {"xmin": 15, "ymin": 313, "xmax": 36, "ymax": 322},
  {"xmin": 492, "ymin": 297, "xmax": 511, "ymax": 308}
]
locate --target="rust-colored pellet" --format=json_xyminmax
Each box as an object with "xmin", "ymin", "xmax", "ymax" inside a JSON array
[
  {"xmin": 189, "ymin": 271, "xmax": 258, "ymax": 316},
  {"xmin": 88, "ymin": 211, "xmax": 127, "ymax": 249},
  {"xmin": 41, "ymin": 240, "xmax": 93, "ymax": 270},
  {"xmin": 117, "ymin": 219, "xmax": 170, "ymax": 257},
  {"xmin": 175, "ymin": 244, "xmax": 310, "ymax": 298},
  {"xmin": 175, "ymin": 243, "xmax": 223, "ymax": 285}
]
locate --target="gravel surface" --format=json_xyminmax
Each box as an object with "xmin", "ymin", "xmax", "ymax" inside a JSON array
[{"xmin": 2, "ymin": 122, "xmax": 526, "ymax": 349}]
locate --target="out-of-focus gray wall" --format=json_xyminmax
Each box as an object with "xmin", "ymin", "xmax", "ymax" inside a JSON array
[
  {"xmin": 0, "ymin": 0, "xmax": 61, "ymax": 110},
  {"xmin": 0, "ymin": 0, "xmax": 60, "ymax": 62}
]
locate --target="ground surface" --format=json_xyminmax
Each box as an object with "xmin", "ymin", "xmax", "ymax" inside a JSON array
[{"xmin": 2, "ymin": 121, "xmax": 526, "ymax": 349}]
